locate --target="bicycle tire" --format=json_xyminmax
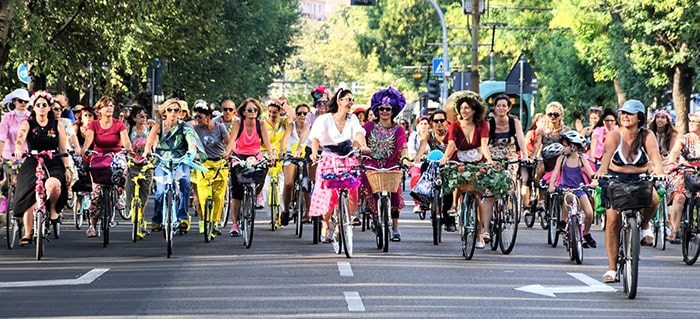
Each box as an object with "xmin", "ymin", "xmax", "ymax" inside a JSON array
[
  {"xmin": 374, "ymin": 202, "xmax": 383, "ymax": 250},
  {"xmin": 489, "ymin": 218, "xmax": 499, "ymax": 251},
  {"xmin": 331, "ymin": 209, "xmax": 342, "ymax": 254},
  {"xmin": 131, "ymin": 198, "xmax": 141, "ymax": 242},
  {"xmin": 118, "ymin": 192, "xmax": 130, "ymax": 220},
  {"xmin": 312, "ymin": 215, "xmax": 320, "ymax": 244},
  {"xmin": 572, "ymin": 216, "xmax": 584, "ymax": 264},
  {"xmin": 621, "ymin": 214, "xmax": 639, "ymax": 299},
  {"xmin": 5, "ymin": 187, "xmax": 16, "ymax": 249},
  {"xmin": 101, "ymin": 187, "xmax": 112, "ymax": 248},
  {"xmin": 77, "ymin": 194, "xmax": 90, "ymax": 230},
  {"xmin": 242, "ymin": 190, "xmax": 256, "ymax": 249},
  {"xmin": 462, "ymin": 193, "xmax": 477, "ymax": 260},
  {"xmin": 270, "ymin": 180, "xmax": 278, "ymax": 231},
  {"xmin": 221, "ymin": 179, "xmax": 231, "ymax": 228},
  {"xmin": 52, "ymin": 215, "xmax": 60, "ymax": 240},
  {"xmin": 548, "ymin": 194, "xmax": 560, "ymax": 248},
  {"xmin": 382, "ymin": 196, "xmax": 390, "ymax": 253},
  {"xmin": 296, "ymin": 185, "xmax": 304, "ymax": 238},
  {"xmin": 165, "ymin": 189, "xmax": 173, "ymax": 258},
  {"xmin": 35, "ymin": 210, "xmax": 44, "ymax": 260},
  {"xmin": 499, "ymin": 191, "xmax": 519, "ymax": 255},
  {"xmin": 431, "ymin": 189, "xmax": 441, "ymax": 246},
  {"xmin": 683, "ymin": 202, "xmax": 700, "ymax": 265},
  {"xmin": 524, "ymin": 188, "xmax": 537, "ymax": 228},
  {"xmin": 660, "ymin": 196, "xmax": 667, "ymax": 251},
  {"xmin": 340, "ymin": 195, "xmax": 352, "ymax": 258},
  {"xmin": 204, "ymin": 198, "xmax": 213, "ymax": 243},
  {"xmin": 359, "ymin": 196, "xmax": 367, "ymax": 232}
]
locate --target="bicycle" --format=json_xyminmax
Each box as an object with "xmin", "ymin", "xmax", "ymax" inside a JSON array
[
  {"xmin": 675, "ymin": 165, "xmax": 700, "ymax": 265},
  {"xmin": 268, "ymin": 165, "xmax": 282, "ymax": 231},
  {"xmin": 651, "ymin": 181, "xmax": 668, "ymax": 251},
  {"xmin": 86, "ymin": 150, "xmax": 123, "ymax": 248},
  {"xmin": 126, "ymin": 156, "xmax": 154, "ymax": 242},
  {"xmin": 283, "ymin": 153, "xmax": 311, "ymax": 238},
  {"xmin": 3, "ymin": 160, "xmax": 21, "ymax": 249},
  {"xmin": 558, "ymin": 185, "xmax": 589, "ymax": 264},
  {"xmin": 599, "ymin": 173, "xmax": 662, "ymax": 299},
  {"xmin": 230, "ymin": 155, "xmax": 268, "ymax": 248},
  {"xmin": 364, "ymin": 163, "xmax": 403, "ymax": 252},
  {"xmin": 521, "ymin": 159, "xmax": 541, "ymax": 228},
  {"xmin": 151, "ymin": 152, "xmax": 207, "ymax": 258},
  {"xmin": 319, "ymin": 150, "xmax": 361, "ymax": 258},
  {"xmin": 444, "ymin": 161, "xmax": 480, "ymax": 260},
  {"xmin": 487, "ymin": 159, "xmax": 520, "ymax": 254},
  {"xmin": 196, "ymin": 158, "xmax": 227, "ymax": 242},
  {"xmin": 546, "ymin": 186, "xmax": 563, "ymax": 248}
]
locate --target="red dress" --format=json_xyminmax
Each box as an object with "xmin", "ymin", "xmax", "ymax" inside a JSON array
[{"xmin": 446, "ymin": 120, "xmax": 489, "ymax": 162}]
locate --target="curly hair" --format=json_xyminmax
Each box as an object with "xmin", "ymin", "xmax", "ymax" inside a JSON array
[{"xmin": 455, "ymin": 94, "xmax": 485, "ymax": 124}]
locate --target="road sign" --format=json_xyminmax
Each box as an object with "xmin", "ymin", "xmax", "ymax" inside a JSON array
[
  {"xmin": 452, "ymin": 71, "xmax": 471, "ymax": 91},
  {"xmin": 515, "ymin": 272, "xmax": 616, "ymax": 297},
  {"xmin": 505, "ymin": 53, "xmax": 537, "ymax": 94},
  {"xmin": 17, "ymin": 62, "xmax": 29, "ymax": 84},
  {"xmin": 432, "ymin": 58, "xmax": 449, "ymax": 77}
]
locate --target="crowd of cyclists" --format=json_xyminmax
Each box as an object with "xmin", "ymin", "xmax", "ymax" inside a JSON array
[{"xmin": 2, "ymin": 84, "xmax": 699, "ymax": 284}]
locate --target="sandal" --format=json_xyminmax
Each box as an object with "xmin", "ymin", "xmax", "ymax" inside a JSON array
[
  {"xmin": 640, "ymin": 228, "xmax": 654, "ymax": 246},
  {"xmin": 602, "ymin": 270, "xmax": 617, "ymax": 283},
  {"xmin": 20, "ymin": 237, "xmax": 31, "ymax": 246},
  {"xmin": 666, "ymin": 230, "xmax": 681, "ymax": 244},
  {"xmin": 352, "ymin": 216, "xmax": 361, "ymax": 226}
]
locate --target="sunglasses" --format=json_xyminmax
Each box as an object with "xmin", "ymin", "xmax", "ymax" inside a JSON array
[
  {"xmin": 83, "ymin": 113, "xmax": 94, "ymax": 118},
  {"xmin": 619, "ymin": 110, "xmax": 634, "ymax": 116},
  {"xmin": 317, "ymin": 100, "xmax": 328, "ymax": 105},
  {"xmin": 136, "ymin": 114, "xmax": 148, "ymax": 119},
  {"xmin": 296, "ymin": 111, "xmax": 308, "ymax": 116},
  {"xmin": 246, "ymin": 108, "xmax": 258, "ymax": 113},
  {"xmin": 165, "ymin": 108, "xmax": 179, "ymax": 113},
  {"xmin": 547, "ymin": 112, "xmax": 560, "ymax": 118},
  {"xmin": 432, "ymin": 119, "xmax": 446, "ymax": 124},
  {"xmin": 604, "ymin": 119, "xmax": 615, "ymax": 123},
  {"xmin": 340, "ymin": 97, "xmax": 355, "ymax": 103},
  {"xmin": 52, "ymin": 107, "xmax": 62, "ymax": 112},
  {"xmin": 222, "ymin": 108, "xmax": 235, "ymax": 113},
  {"xmin": 35, "ymin": 102, "xmax": 50, "ymax": 108},
  {"xmin": 378, "ymin": 107, "xmax": 392, "ymax": 113},
  {"xmin": 14, "ymin": 99, "xmax": 28, "ymax": 104}
]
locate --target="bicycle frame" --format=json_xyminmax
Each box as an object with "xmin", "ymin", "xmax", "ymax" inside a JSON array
[
  {"xmin": 560, "ymin": 186, "xmax": 587, "ymax": 264},
  {"xmin": 4, "ymin": 161, "xmax": 21, "ymax": 250},
  {"xmin": 364, "ymin": 163, "xmax": 402, "ymax": 253},
  {"xmin": 25, "ymin": 150, "xmax": 65, "ymax": 260},
  {"xmin": 127, "ymin": 157, "xmax": 154, "ymax": 242},
  {"xmin": 283, "ymin": 153, "xmax": 310, "ymax": 238},
  {"xmin": 196, "ymin": 159, "xmax": 227, "ymax": 242}
]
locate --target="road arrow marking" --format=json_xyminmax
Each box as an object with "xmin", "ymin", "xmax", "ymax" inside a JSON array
[
  {"xmin": 344, "ymin": 291, "xmax": 365, "ymax": 312},
  {"xmin": 0, "ymin": 268, "xmax": 109, "ymax": 288},
  {"xmin": 337, "ymin": 261, "xmax": 354, "ymax": 277},
  {"xmin": 515, "ymin": 272, "xmax": 616, "ymax": 297}
]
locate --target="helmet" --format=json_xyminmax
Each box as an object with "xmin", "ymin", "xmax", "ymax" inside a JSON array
[
  {"xmin": 542, "ymin": 143, "xmax": 564, "ymax": 160},
  {"xmin": 562, "ymin": 130, "xmax": 586, "ymax": 149}
]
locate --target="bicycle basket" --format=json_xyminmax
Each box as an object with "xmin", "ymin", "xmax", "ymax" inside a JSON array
[
  {"xmin": 321, "ymin": 169, "xmax": 360, "ymax": 189},
  {"xmin": 606, "ymin": 180, "xmax": 652, "ymax": 211},
  {"xmin": 237, "ymin": 167, "xmax": 267, "ymax": 185},
  {"xmin": 366, "ymin": 171, "xmax": 403, "ymax": 193},
  {"xmin": 684, "ymin": 172, "xmax": 700, "ymax": 193}
]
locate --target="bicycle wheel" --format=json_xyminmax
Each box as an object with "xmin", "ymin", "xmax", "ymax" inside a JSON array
[
  {"xmin": 339, "ymin": 194, "xmax": 352, "ymax": 258},
  {"xmin": 330, "ymin": 209, "xmax": 342, "ymax": 254},
  {"xmin": 489, "ymin": 217, "xmax": 499, "ymax": 251},
  {"xmin": 382, "ymin": 197, "xmax": 390, "ymax": 253},
  {"xmin": 165, "ymin": 189, "xmax": 173, "ymax": 258},
  {"xmin": 572, "ymin": 216, "xmax": 584, "ymax": 264},
  {"xmin": 77, "ymin": 194, "xmax": 89, "ymax": 230},
  {"xmin": 295, "ymin": 185, "xmax": 305, "ymax": 238},
  {"xmin": 118, "ymin": 192, "xmax": 130, "ymax": 220},
  {"xmin": 660, "ymin": 196, "xmax": 668, "ymax": 251},
  {"xmin": 5, "ymin": 187, "xmax": 16, "ymax": 249},
  {"xmin": 131, "ymin": 198, "xmax": 141, "ymax": 242},
  {"xmin": 374, "ymin": 202, "xmax": 383, "ymax": 250},
  {"xmin": 242, "ymin": 190, "xmax": 256, "ymax": 249},
  {"xmin": 682, "ymin": 202, "xmax": 700, "ymax": 265},
  {"xmin": 312, "ymin": 215, "xmax": 320, "ymax": 244},
  {"xmin": 461, "ymin": 193, "xmax": 477, "ymax": 260},
  {"xmin": 270, "ymin": 180, "xmax": 279, "ymax": 231},
  {"xmin": 548, "ymin": 194, "xmax": 560, "ymax": 248},
  {"xmin": 621, "ymin": 214, "xmax": 640, "ymax": 299},
  {"xmin": 524, "ymin": 188, "xmax": 537, "ymax": 228},
  {"xmin": 35, "ymin": 210, "xmax": 44, "ymax": 260},
  {"xmin": 221, "ymin": 179, "xmax": 231, "ymax": 228},
  {"xmin": 101, "ymin": 187, "xmax": 112, "ymax": 248},
  {"xmin": 499, "ymin": 191, "xmax": 519, "ymax": 255},
  {"xmin": 431, "ymin": 188, "xmax": 442, "ymax": 246},
  {"xmin": 204, "ymin": 198, "xmax": 213, "ymax": 243}
]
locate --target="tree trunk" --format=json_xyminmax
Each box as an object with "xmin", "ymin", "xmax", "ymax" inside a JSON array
[
  {"xmin": 613, "ymin": 78, "xmax": 626, "ymax": 107},
  {"xmin": 672, "ymin": 62, "xmax": 695, "ymax": 135},
  {"xmin": 0, "ymin": 0, "xmax": 16, "ymax": 76}
]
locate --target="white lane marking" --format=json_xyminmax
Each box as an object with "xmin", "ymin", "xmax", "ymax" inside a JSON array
[
  {"xmin": 0, "ymin": 268, "xmax": 109, "ymax": 288},
  {"xmin": 337, "ymin": 261, "xmax": 354, "ymax": 277},
  {"xmin": 515, "ymin": 272, "xmax": 615, "ymax": 297},
  {"xmin": 344, "ymin": 291, "xmax": 366, "ymax": 312}
]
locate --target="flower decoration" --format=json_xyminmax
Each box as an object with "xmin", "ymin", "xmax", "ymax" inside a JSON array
[
  {"xmin": 311, "ymin": 84, "xmax": 327, "ymax": 101},
  {"xmin": 441, "ymin": 163, "xmax": 511, "ymax": 198},
  {"xmin": 321, "ymin": 169, "xmax": 361, "ymax": 189}
]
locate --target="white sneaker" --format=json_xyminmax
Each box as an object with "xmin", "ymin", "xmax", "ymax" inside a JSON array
[
  {"xmin": 475, "ymin": 238, "xmax": 485, "ymax": 249},
  {"xmin": 413, "ymin": 206, "xmax": 421, "ymax": 213}
]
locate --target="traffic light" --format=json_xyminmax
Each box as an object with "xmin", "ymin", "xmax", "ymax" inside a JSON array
[
  {"xmin": 351, "ymin": 0, "xmax": 376, "ymax": 5},
  {"xmin": 427, "ymin": 80, "xmax": 440, "ymax": 102}
]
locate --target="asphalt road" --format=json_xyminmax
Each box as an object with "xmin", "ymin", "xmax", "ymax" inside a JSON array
[{"xmin": 1, "ymin": 192, "xmax": 700, "ymax": 319}]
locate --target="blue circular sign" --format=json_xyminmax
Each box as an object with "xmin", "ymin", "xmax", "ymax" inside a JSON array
[{"xmin": 17, "ymin": 63, "xmax": 30, "ymax": 84}]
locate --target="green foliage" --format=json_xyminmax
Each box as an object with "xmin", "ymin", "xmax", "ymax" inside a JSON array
[{"xmin": 441, "ymin": 163, "xmax": 511, "ymax": 199}]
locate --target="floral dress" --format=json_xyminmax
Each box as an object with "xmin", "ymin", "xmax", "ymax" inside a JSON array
[
  {"xmin": 669, "ymin": 133, "xmax": 700, "ymax": 199},
  {"xmin": 361, "ymin": 122, "xmax": 407, "ymax": 215}
]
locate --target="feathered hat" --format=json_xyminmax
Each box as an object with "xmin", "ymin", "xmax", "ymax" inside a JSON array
[{"xmin": 370, "ymin": 87, "xmax": 406, "ymax": 120}]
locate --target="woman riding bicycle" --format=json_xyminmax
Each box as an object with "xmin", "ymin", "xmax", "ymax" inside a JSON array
[
  {"xmin": 308, "ymin": 88, "xmax": 369, "ymax": 243},
  {"xmin": 79, "ymin": 96, "xmax": 132, "ymax": 238},
  {"xmin": 407, "ymin": 116, "xmax": 430, "ymax": 214},
  {"xmin": 143, "ymin": 98, "xmax": 200, "ymax": 233},
  {"xmin": 0, "ymin": 89, "xmax": 31, "ymax": 219},
  {"xmin": 280, "ymin": 103, "xmax": 312, "ymax": 225},
  {"xmin": 12, "ymin": 91, "xmax": 72, "ymax": 246},
  {"xmin": 439, "ymin": 90, "xmax": 494, "ymax": 248},
  {"xmin": 224, "ymin": 98, "xmax": 275, "ymax": 237},
  {"xmin": 664, "ymin": 111, "xmax": 700, "ymax": 244},
  {"xmin": 192, "ymin": 102, "xmax": 230, "ymax": 237},
  {"xmin": 361, "ymin": 87, "xmax": 409, "ymax": 242},
  {"xmin": 594, "ymin": 99, "xmax": 665, "ymax": 283},
  {"xmin": 125, "ymin": 105, "xmax": 153, "ymax": 238}
]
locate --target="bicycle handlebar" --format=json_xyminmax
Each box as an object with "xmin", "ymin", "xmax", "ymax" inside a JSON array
[
  {"xmin": 149, "ymin": 152, "xmax": 208, "ymax": 172},
  {"xmin": 595, "ymin": 173, "xmax": 665, "ymax": 182}
]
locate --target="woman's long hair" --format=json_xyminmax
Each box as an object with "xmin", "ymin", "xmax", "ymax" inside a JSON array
[
  {"xmin": 630, "ymin": 113, "xmax": 648, "ymax": 153},
  {"xmin": 648, "ymin": 111, "xmax": 676, "ymax": 153},
  {"xmin": 593, "ymin": 108, "xmax": 617, "ymax": 129},
  {"xmin": 327, "ymin": 88, "xmax": 352, "ymax": 115}
]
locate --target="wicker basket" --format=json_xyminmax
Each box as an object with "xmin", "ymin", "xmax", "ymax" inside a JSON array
[{"xmin": 366, "ymin": 171, "xmax": 403, "ymax": 193}]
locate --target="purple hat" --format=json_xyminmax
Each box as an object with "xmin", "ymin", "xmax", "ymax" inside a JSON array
[{"xmin": 370, "ymin": 87, "xmax": 405, "ymax": 120}]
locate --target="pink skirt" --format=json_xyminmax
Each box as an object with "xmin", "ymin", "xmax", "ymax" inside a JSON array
[{"xmin": 308, "ymin": 152, "xmax": 359, "ymax": 217}]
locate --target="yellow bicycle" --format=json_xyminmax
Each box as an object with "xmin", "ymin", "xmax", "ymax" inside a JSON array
[{"xmin": 127, "ymin": 156, "xmax": 154, "ymax": 242}]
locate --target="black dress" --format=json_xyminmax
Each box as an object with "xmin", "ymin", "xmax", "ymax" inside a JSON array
[{"xmin": 13, "ymin": 119, "xmax": 68, "ymax": 217}]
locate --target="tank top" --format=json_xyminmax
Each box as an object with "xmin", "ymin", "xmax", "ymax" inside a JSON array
[
  {"xmin": 234, "ymin": 120, "xmax": 261, "ymax": 156},
  {"xmin": 560, "ymin": 164, "xmax": 585, "ymax": 188},
  {"xmin": 28, "ymin": 119, "xmax": 59, "ymax": 152},
  {"xmin": 287, "ymin": 121, "xmax": 301, "ymax": 151}
]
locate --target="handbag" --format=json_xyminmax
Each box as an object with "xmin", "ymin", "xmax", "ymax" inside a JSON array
[
  {"xmin": 606, "ymin": 180, "xmax": 652, "ymax": 211},
  {"xmin": 410, "ymin": 161, "xmax": 440, "ymax": 204},
  {"xmin": 90, "ymin": 153, "xmax": 127, "ymax": 186}
]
